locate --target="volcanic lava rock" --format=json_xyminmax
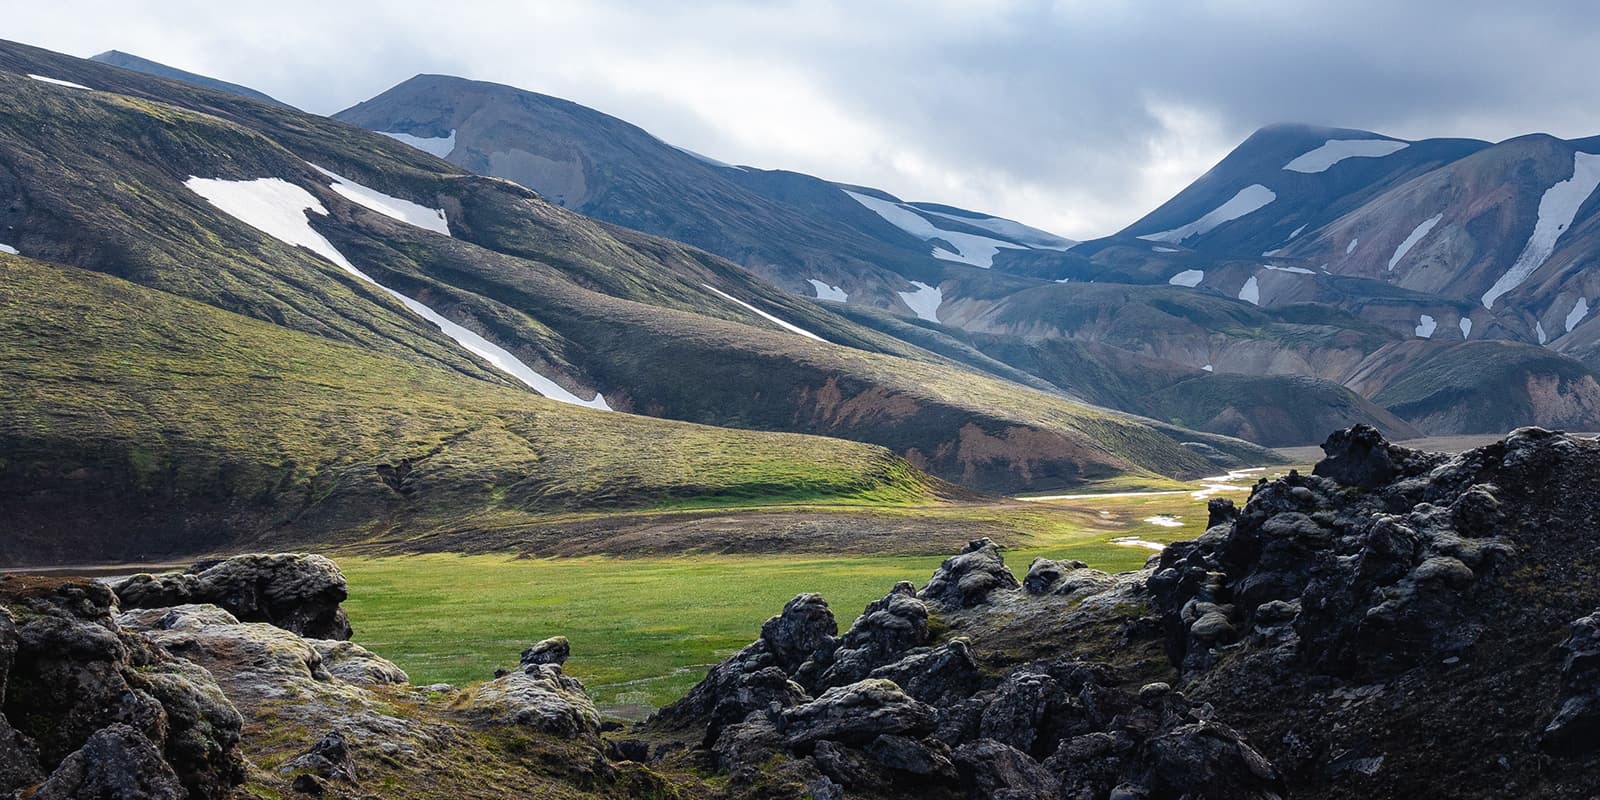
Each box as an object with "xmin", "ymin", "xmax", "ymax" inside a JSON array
[
  {"xmin": 918, "ymin": 538, "xmax": 1020, "ymax": 609},
  {"xmin": 113, "ymin": 553, "xmax": 354, "ymax": 640},
  {"xmin": 521, "ymin": 636, "xmax": 571, "ymax": 667}
]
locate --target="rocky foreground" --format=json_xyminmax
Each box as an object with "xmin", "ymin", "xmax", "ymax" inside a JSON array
[{"xmin": 3, "ymin": 426, "xmax": 1599, "ymax": 798}]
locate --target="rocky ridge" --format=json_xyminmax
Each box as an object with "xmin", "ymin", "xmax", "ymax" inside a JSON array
[{"xmin": 5, "ymin": 427, "xmax": 1600, "ymax": 798}]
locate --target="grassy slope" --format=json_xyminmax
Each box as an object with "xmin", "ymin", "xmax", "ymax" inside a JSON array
[
  {"xmin": 0, "ymin": 255, "xmax": 935, "ymax": 565},
  {"xmin": 0, "ymin": 43, "xmax": 1277, "ymax": 497},
  {"xmin": 1364, "ymin": 340, "xmax": 1600, "ymax": 433}
]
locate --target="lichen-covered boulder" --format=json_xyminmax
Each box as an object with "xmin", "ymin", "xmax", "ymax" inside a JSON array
[
  {"xmin": 918, "ymin": 538, "xmax": 1020, "ymax": 609},
  {"xmin": 465, "ymin": 663, "xmax": 600, "ymax": 739},
  {"xmin": 780, "ymin": 679, "xmax": 937, "ymax": 750},
  {"xmin": 114, "ymin": 553, "xmax": 353, "ymax": 640}
]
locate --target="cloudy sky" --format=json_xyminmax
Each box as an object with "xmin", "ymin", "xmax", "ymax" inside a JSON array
[{"xmin": 10, "ymin": 1, "xmax": 1600, "ymax": 239}]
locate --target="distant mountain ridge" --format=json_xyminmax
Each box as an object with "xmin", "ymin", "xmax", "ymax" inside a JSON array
[{"xmin": 89, "ymin": 49, "xmax": 291, "ymax": 107}]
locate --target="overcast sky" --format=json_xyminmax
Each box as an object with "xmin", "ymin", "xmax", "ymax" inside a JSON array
[{"xmin": 10, "ymin": 1, "xmax": 1600, "ymax": 239}]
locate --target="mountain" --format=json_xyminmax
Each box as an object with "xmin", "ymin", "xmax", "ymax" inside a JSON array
[
  {"xmin": 998, "ymin": 123, "xmax": 1600, "ymax": 435},
  {"xmin": 89, "ymin": 49, "xmax": 291, "ymax": 107},
  {"xmin": 334, "ymin": 76, "xmax": 1419, "ymax": 446},
  {"xmin": 0, "ymin": 33, "xmax": 1283, "ymax": 563},
  {"xmin": 333, "ymin": 74, "xmax": 1075, "ymax": 316}
]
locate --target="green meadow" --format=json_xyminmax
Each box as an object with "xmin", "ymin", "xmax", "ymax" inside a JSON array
[{"xmin": 339, "ymin": 471, "xmax": 1272, "ymax": 715}]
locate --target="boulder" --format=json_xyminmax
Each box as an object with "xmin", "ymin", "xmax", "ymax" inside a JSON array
[
  {"xmin": 950, "ymin": 738, "xmax": 1057, "ymax": 800},
  {"xmin": 310, "ymin": 639, "xmax": 409, "ymax": 686},
  {"xmin": 520, "ymin": 636, "xmax": 571, "ymax": 667},
  {"xmin": 28, "ymin": 724, "xmax": 185, "ymax": 800},
  {"xmin": 866, "ymin": 638, "xmax": 982, "ymax": 707},
  {"xmin": 1542, "ymin": 609, "xmax": 1600, "ymax": 754},
  {"xmin": 918, "ymin": 538, "xmax": 1020, "ymax": 609},
  {"xmin": 780, "ymin": 679, "xmax": 937, "ymax": 750},
  {"xmin": 283, "ymin": 730, "xmax": 358, "ymax": 782},
  {"xmin": 465, "ymin": 663, "xmax": 600, "ymax": 739},
  {"xmin": 1138, "ymin": 722, "xmax": 1285, "ymax": 799},
  {"xmin": 113, "ymin": 554, "xmax": 353, "ymax": 640}
]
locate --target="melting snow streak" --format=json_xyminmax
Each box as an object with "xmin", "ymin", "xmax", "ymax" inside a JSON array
[
  {"xmin": 703, "ymin": 284, "xmax": 826, "ymax": 341},
  {"xmin": 1389, "ymin": 214, "xmax": 1443, "ymax": 271},
  {"xmin": 1138, "ymin": 184, "xmax": 1276, "ymax": 244},
  {"xmin": 1283, "ymin": 139, "xmax": 1409, "ymax": 173},
  {"xmin": 1483, "ymin": 152, "xmax": 1600, "ymax": 309},
  {"xmin": 312, "ymin": 165, "xmax": 450, "ymax": 236},
  {"xmin": 184, "ymin": 176, "xmax": 609, "ymax": 410},
  {"xmin": 898, "ymin": 281, "xmax": 943, "ymax": 322},
  {"xmin": 1568, "ymin": 298, "xmax": 1590, "ymax": 332}
]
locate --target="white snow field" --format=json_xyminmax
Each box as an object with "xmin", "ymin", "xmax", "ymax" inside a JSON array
[
  {"xmin": 1138, "ymin": 184, "xmax": 1276, "ymax": 244},
  {"xmin": 897, "ymin": 281, "xmax": 944, "ymax": 323},
  {"xmin": 843, "ymin": 189, "xmax": 1025, "ymax": 268},
  {"xmin": 1153, "ymin": 246, "xmax": 1182, "ymax": 253},
  {"xmin": 1347, "ymin": 238, "xmax": 1359, "ymax": 254},
  {"xmin": 1482, "ymin": 152, "xmax": 1600, "ymax": 309},
  {"xmin": 1263, "ymin": 264, "xmax": 1315, "ymax": 274},
  {"xmin": 1238, "ymin": 275, "xmax": 1260, "ymax": 305},
  {"xmin": 28, "ymin": 74, "xmax": 91, "ymax": 90},
  {"xmin": 702, "ymin": 284, "xmax": 826, "ymax": 342},
  {"xmin": 1202, "ymin": 364, "xmax": 1215, "ymax": 372},
  {"xmin": 807, "ymin": 279, "xmax": 848, "ymax": 302},
  {"xmin": 1288, "ymin": 224, "xmax": 1307, "ymax": 239},
  {"xmin": 377, "ymin": 130, "xmax": 457, "ymax": 158},
  {"xmin": 1283, "ymin": 139, "xmax": 1410, "ymax": 173},
  {"xmin": 1388, "ymin": 213, "xmax": 1443, "ymax": 271},
  {"xmin": 1109, "ymin": 536, "xmax": 1167, "ymax": 551},
  {"xmin": 0, "ymin": 244, "xmax": 17, "ymax": 255},
  {"xmin": 1568, "ymin": 298, "xmax": 1590, "ymax": 332},
  {"xmin": 1537, "ymin": 321, "xmax": 1549, "ymax": 345},
  {"xmin": 1415, "ymin": 314, "xmax": 1437, "ymax": 338},
  {"xmin": 918, "ymin": 208, "xmax": 1077, "ymax": 250},
  {"xmin": 1460, "ymin": 317, "xmax": 1473, "ymax": 338},
  {"xmin": 184, "ymin": 176, "xmax": 611, "ymax": 410},
  {"xmin": 312, "ymin": 165, "xmax": 451, "ymax": 236},
  {"xmin": 1168, "ymin": 269, "xmax": 1205, "ymax": 287}
]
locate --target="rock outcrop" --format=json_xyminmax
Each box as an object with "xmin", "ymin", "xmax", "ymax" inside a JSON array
[
  {"xmin": 0, "ymin": 577, "xmax": 244, "ymax": 799},
  {"xmin": 113, "ymin": 553, "xmax": 354, "ymax": 640}
]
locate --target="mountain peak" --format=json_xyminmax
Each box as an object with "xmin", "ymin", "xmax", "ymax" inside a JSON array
[{"xmin": 88, "ymin": 49, "xmax": 290, "ymax": 107}]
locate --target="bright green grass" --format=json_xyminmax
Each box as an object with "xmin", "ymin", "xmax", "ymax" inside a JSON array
[{"xmin": 340, "ymin": 469, "xmax": 1284, "ymax": 715}]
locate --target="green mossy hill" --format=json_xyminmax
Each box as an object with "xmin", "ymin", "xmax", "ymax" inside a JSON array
[{"xmin": 0, "ymin": 256, "xmax": 936, "ymax": 566}]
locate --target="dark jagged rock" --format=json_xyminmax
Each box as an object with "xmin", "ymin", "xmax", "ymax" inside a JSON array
[
  {"xmin": 113, "ymin": 554, "xmax": 354, "ymax": 640},
  {"xmin": 1312, "ymin": 423, "xmax": 1425, "ymax": 488},
  {"xmin": 654, "ymin": 593, "xmax": 837, "ymax": 737},
  {"xmin": 1138, "ymin": 722, "xmax": 1286, "ymax": 800},
  {"xmin": 0, "ymin": 577, "xmax": 243, "ymax": 799},
  {"xmin": 866, "ymin": 638, "xmax": 981, "ymax": 707},
  {"xmin": 1542, "ymin": 609, "xmax": 1600, "ymax": 754},
  {"xmin": 604, "ymin": 737, "xmax": 651, "ymax": 763},
  {"xmin": 780, "ymin": 679, "xmax": 937, "ymax": 750},
  {"xmin": 917, "ymin": 538, "xmax": 1020, "ymax": 609},
  {"xmin": 284, "ymin": 730, "xmax": 358, "ymax": 782},
  {"xmin": 521, "ymin": 636, "xmax": 571, "ymax": 667},
  {"xmin": 29, "ymin": 724, "xmax": 186, "ymax": 800},
  {"xmin": 949, "ymin": 739, "xmax": 1057, "ymax": 800},
  {"xmin": 796, "ymin": 582, "xmax": 929, "ymax": 692}
]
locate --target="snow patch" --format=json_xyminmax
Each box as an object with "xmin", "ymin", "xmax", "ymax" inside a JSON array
[
  {"xmin": 28, "ymin": 74, "xmax": 91, "ymax": 90},
  {"xmin": 1109, "ymin": 537, "xmax": 1167, "ymax": 552},
  {"xmin": 1168, "ymin": 269, "xmax": 1204, "ymax": 287},
  {"xmin": 0, "ymin": 244, "xmax": 16, "ymax": 255},
  {"xmin": 1238, "ymin": 276, "xmax": 1260, "ymax": 305},
  {"xmin": 1143, "ymin": 516, "xmax": 1183, "ymax": 528},
  {"xmin": 1388, "ymin": 214, "xmax": 1443, "ymax": 271},
  {"xmin": 1415, "ymin": 314, "xmax": 1437, "ymax": 338},
  {"xmin": 898, "ymin": 281, "xmax": 943, "ymax": 323},
  {"xmin": 806, "ymin": 279, "xmax": 847, "ymax": 302},
  {"xmin": 1202, "ymin": 364, "xmax": 1214, "ymax": 372},
  {"xmin": 1568, "ymin": 298, "xmax": 1590, "ymax": 332},
  {"xmin": 1483, "ymin": 152, "xmax": 1600, "ymax": 309},
  {"xmin": 1138, "ymin": 184, "xmax": 1276, "ymax": 244},
  {"xmin": 378, "ymin": 130, "xmax": 456, "ymax": 159},
  {"xmin": 703, "ymin": 284, "xmax": 826, "ymax": 342},
  {"xmin": 1346, "ymin": 238, "xmax": 1359, "ymax": 255},
  {"xmin": 311, "ymin": 165, "xmax": 450, "ymax": 236},
  {"xmin": 1263, "ymin": 264, "xmax": 1315, "ymax": 274},
  {"xmin": 1459, "ymin": 317, "xmax": 1473, "ymax": 338},
  {"xmin": 1153, "ymin": 246, "xmax": 1181, "ymax": 253},
  {"xmin": 1537, "ymin": 321, "xmax": 1549, "ymax": 345},
  {"xmin": 184, "ymin": 176, "xmax": 610, "ymax": 410},
  {"xmin": 843, "ymin": 189, "xmax": 1024, "ymax": 268},
  {"xmin": 918, "ymin": 208, "xmax": 1077, "ymax": 250},
  {"xmin": 1283, "ymin": 138, "xmax": 1410, "ymax": 173},
  {"xmin": 1288, "ymin": 224, "xmax": 1307, "ymax": 240}
]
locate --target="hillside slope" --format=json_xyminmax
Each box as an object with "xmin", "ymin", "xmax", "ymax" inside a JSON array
[
  {"xmin": 0, "ymin": 255, "xmax": 945, "ymax": 566},
  {"xmin": 0, "ymin": 38, "xmax": 1274, "ymax": 497}
]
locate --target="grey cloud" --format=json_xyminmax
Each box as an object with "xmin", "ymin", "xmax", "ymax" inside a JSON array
[{"xmin": 8, "ymin": 0, "xmax": 1600, "ymax": 238}]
